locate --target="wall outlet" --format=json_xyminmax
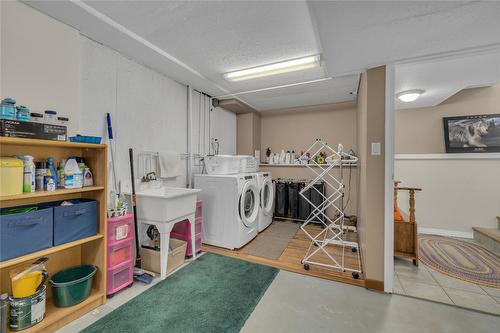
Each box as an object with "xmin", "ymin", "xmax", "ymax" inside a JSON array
[{"xmin": 371, "ymin": 142, "xmax": 381, "ymax": 155}]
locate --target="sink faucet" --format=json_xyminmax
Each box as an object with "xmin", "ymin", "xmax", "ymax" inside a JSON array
[{"xmin": 142, "ymin": 171, "xmax": 157, "ymax": 182}]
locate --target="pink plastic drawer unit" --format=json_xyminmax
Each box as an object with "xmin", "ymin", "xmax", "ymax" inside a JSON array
[
  {"xmin": 186, "ymin": 236, "xmax": 202, "ymax": 257},
  {"xmin": 107, "ymin": 213, "xmax": 134, "ymax": 246},
  {"xmin": 171, "ymin": 217, "xmax": 202, "ymax": 236},
  {"xmin": 195, "ymin": 200, "xmax": 203, "ymax": 219},
  {"xmin": 107, "ymin": 260, "xmax": 133, "ymax": 296},
  {"xmin": 108, "ymin": 239, "xmax": 134, "ymax": 269},
  {"xmin": 171, "ymin": 231, "xmax": 202, "ymax": 257}
]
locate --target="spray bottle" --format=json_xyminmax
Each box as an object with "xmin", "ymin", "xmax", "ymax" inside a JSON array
[{"xmin": 18, "ymin": 155, "xmax": 35, "ymax": 193}]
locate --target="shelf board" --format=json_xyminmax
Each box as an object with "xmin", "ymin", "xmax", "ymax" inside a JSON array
[
  {"xmin": 260, "ymin": 163, "xmax": 357, "ymax": 168},
  {"xmin": 0, "ymin": 186, "xmax": 105, "ymax": 202},
  {"xmin": 0, "ymin": 137, "xmax": 106, "ymax": 149},
  {"xmin": 7, "ymin": 289, "xmax": 103, "ymax": 333},
  {"xmin": 0, "ymin": 234, "xmax": 104, "ymax": 269}
]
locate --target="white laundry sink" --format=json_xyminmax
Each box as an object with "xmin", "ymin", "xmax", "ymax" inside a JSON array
[{"xmin": 135, "ymin": 187, "xmax": 201, "ymax": 223}]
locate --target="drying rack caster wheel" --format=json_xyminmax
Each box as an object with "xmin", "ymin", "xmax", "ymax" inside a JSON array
[
  {"xmin": 352, "ymin": 272, "xmax": 359, "ymax": 279},
  {"xmin": 303, "ymin": 263, "xmax": 310, "ymax": 271},
  {"xmin": 351, "ymin": 247, "xmax": 357, "ymax": 253}
]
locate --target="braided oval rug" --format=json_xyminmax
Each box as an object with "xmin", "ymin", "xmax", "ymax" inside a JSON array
[{"xmin": 419, "ymin": 235, "xmax": 500, "ymax": 288}]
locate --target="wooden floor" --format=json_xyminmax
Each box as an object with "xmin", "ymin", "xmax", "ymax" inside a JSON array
[{"xmin": 203, "ymin": 220, "xmax": 365, "ymax": 288}]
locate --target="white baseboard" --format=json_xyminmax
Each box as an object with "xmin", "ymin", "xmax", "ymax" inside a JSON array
[{"xmin": 418, "ymin": 227, "xmax": 473, "ymax": 239}]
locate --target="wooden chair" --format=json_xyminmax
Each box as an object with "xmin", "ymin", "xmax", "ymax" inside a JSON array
[{"xmin": 393, "ymin": 181, "xmax": 422, "ymax": 266}]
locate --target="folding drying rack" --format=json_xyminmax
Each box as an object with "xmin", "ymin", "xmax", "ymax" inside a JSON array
[{"xmin": 299, "ymin": 139, "xmax": 362, "ymax": 279}]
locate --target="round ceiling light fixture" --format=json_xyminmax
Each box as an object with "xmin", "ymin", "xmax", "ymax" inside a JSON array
[{"xmin": 396, "ymin": 89, "xmax": 424, "ymax": 103}]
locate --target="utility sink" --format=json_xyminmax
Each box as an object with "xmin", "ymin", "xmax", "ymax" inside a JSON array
[{"xmin": 135, "ymin": 187, "xmax": 201, "ymax": 223}]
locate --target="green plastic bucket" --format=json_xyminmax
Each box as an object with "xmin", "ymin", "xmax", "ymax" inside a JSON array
[
  {"xmin": 9, "ymin": 285, "xmax": 46, "ymax": 331},
  {"xmin": 49, "ymin": 265, "xmax": 96, "ymax": 308}
]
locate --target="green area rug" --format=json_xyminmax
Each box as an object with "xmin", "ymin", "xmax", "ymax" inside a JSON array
[{"xmin": 82, "ymin": 253, "xmax": 278, "ymax": 333}]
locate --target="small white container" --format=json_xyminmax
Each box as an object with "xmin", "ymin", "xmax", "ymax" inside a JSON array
[
  {"xmin": 30, "ymin": 113, "xmax": 44, "ymax": 123},
  {"xmin": 43, "ymin": 110, "xmax": 57, "ymax": 124}
]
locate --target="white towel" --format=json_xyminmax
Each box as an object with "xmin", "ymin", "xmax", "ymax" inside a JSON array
[{"xmin": 158, "ymin": 151, "xmax": 181, "ymax": 178}]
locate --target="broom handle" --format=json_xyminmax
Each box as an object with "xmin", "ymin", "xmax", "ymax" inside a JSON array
[{"xmin": 129, "ymin": 148, "xmax": 141, "ymax": 267}]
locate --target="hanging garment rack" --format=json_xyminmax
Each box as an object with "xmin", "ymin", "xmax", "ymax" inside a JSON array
[{"xmin": 299, "ymin": 139, "xmax": 362, "ymax": 279}]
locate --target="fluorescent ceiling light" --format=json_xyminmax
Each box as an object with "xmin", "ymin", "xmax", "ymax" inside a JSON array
[
  {"xmin": 224, "ymin": 55, "xmax": 320, "ymax": 82},
  {"xmin": 397, "ymin": 89, "xmax": 424, "ymax": 102}
]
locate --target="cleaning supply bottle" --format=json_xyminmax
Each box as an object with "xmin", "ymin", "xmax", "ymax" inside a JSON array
[
  {"xmin": 35, "ymin": 161, "xmax": 47, "ymax": 191},
  {"xmin": 45, "ymin": 169, "xmax": 56, "ymax": 192},
  {"xmin": 19, "ymin": 156, "xmax": 35, "ymax": 193},
  {"xmin": 83, "ymin": 168, "xmax": 93, "ymax": 187},
  {"xmin": 46, "ymin": 169, "xmax": 56, "ymax": 191},
  {"xmin": 64, "ymin": 157, "xmax": 83, "ymax": 189},
  {"xmin": 47, "ymin": 157, "xmax": 57, "ymax": 187},
  {"xmin": 57, "ymin": 160, "xmax": 66, "ymax": 189}
]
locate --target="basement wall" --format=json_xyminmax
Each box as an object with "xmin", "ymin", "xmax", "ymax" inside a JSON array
[
  {"xmin": 1, "ymin": 1, "xmax": 236, "ymax": 192},
  {"xmin": 357, "ymin": 66, "xmax": 386, "ymax": 289}
]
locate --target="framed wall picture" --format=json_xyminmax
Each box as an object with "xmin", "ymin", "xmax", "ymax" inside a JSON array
[{"xmin": 443, "ymin": 114, "xmax": 500, "ymax": 153}]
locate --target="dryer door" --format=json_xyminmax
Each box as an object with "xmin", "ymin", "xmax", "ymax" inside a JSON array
[
  {"xmin": 239, "ymin": 182, "xmax": 259, "ymax": 228},
  {"xmin": 260, "ymin": 177, "xmax": 274, "ymax": 217}
]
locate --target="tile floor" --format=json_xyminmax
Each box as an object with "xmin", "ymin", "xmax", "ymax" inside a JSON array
[{"xmin": 394, "ymin": 257, "xmax": 500, "ymax": 315}]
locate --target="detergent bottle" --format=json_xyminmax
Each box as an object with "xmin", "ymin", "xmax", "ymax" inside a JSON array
[{"xmin": 64, "ymin": 157, "xmax": 83, "ymax": 189}]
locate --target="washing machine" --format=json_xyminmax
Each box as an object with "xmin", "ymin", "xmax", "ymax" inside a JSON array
[
  {"xmin": 256, "ymin": 171, "xmax": 274, "ymax": 232},
  {"xmin": 194, "ymin": 173, "xmax": 259, "ymax": 249}
]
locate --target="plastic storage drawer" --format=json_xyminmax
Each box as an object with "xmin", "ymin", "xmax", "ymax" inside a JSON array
[
  {"xmin": 186, "ymin": 236, "xmax": 202, "ymax": 257},
  {"xmin": 195, "ymin": 200, "xmax": 202, "ymax": 218},
  {"xmin": 0, "ymin": 206, "xmax": 53, "ymax": 261},
  {"xmin": 107, "ymin": 260, "xmax": 133, "ymax": 295},
  {"xmin": 107, "ymin": 214, "xmax": 134, "ymax": 245},
  {"xmin": 171, "ymin": 217, "xmax": 202, "ymax": 236},
  {"xmin": 171, "ymin": 231, "xmax": 202, "ymax": 257},
  {"xmin": 44, "ymin": 199, "xmax": 98, "ymax": 246},
  {"xmin": 108, "ymin": 239, "xmax": 133, "ymax": 269}
]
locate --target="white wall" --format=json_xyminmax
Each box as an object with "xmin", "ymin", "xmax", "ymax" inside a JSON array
[
  {"xmin": 1, "ymin": 1, "xmax": 238, "ymax": 193},
  {"xmin": 80, "ymin": 36, "xmax": 188, "ymax": 190},
  {"xmin": 395, "ymin": 155, "xmax": 500, "ymax": 236},
  {"xmin": 80, "ymin": 36, "xmax": 237, "ymax": 191},
  {"xmin": 212, "ymin": 107, "xmax": 236, "ymax": 155},
  {"xmin": 1, "ymin": 1, "xmax": 80, "ymax": 136}
]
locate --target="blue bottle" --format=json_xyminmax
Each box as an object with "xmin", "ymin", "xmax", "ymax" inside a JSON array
[{"xmin": 47, "ymin": 157, "xmax": 58, "ymax": 187}]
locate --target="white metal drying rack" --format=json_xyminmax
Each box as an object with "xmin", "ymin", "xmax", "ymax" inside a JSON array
[{"xmin": 299, "ymin": 139, "xmax": 362, "ymax": 279}]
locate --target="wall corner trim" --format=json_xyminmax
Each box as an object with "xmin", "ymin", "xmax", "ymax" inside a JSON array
[{"xmin": 365, "ymin": 279, "xmax": 385, "ymax": 292}]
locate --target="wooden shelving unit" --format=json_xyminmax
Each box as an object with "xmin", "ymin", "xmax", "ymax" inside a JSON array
[{"xmin": 0, "ymin": 137, "xmax": 108, "ymax": 333}]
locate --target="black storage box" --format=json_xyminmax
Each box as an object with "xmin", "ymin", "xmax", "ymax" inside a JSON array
[
  {"xmin": 0, "ymin": 119, "xmax": 67, "ymax": 141},
  {"xmin": 274, "ymin": 181, "xmax": 288, "ymax": 218},
  {"xmin": 298, "ymin": 182, "xmax": 311, "ymax": 220},
  {"xmin": 310, "ymin": 182, "xmax": 325, "ymax": 222},
  {"xmin": 287, "ymin": 182, "xmax": 299, "ymax": 219}
]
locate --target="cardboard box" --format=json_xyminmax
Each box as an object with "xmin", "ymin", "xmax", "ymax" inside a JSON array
[
  {"xmin": 140, "ymin": 238, "xmax": 187, "ymax": 274},
  {"xmin": 0, "ymin": 119, "xmax": 67, "ymax": 141}
]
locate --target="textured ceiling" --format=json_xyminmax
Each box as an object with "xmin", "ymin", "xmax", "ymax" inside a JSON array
[
  {"xmin": 24, "ymin": 0, "xmax": 500, "ymax": 111},
  {"xmin": 309, "ymin": 1, "xmax": 500, "ymax": 76},
  {"xmin": 84, "ymin": 0, "xmax": 324, "ymax": 92},
  {"xmin": 396, "ymin": 49, "xmax": 500, "ymax": 110}
]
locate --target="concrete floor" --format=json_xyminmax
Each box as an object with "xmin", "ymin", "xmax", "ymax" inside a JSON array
[
  {"xmin": 57, "ymin": 259, "xmax": 500, "ymax": 333},
  {"xmin": 241, "ymin": 271, "xmax": 500, "ymax": 333}
]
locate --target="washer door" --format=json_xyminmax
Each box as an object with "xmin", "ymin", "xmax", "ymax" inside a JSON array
[
  {"xmin": 239, "ymin": 182, "xmax": 259, "ymax": 228},
  {"xmin": 260, "ymin": 177, "xmax": 274, "ymax": 217}
]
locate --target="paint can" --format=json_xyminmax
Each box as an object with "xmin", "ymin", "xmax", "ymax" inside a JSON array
[{"xmin": 8, "ymin": 285, "xmax": 46, "ymax": 331}]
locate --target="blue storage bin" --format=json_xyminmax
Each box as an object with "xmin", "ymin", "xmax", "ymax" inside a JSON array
[
  {"xmin": 0, "ymin": 206, "xmax": 53, "ymax": 261},
  {"xmin": 43, "ymin": 199, "xmax": 98, "ymax": 246}
]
